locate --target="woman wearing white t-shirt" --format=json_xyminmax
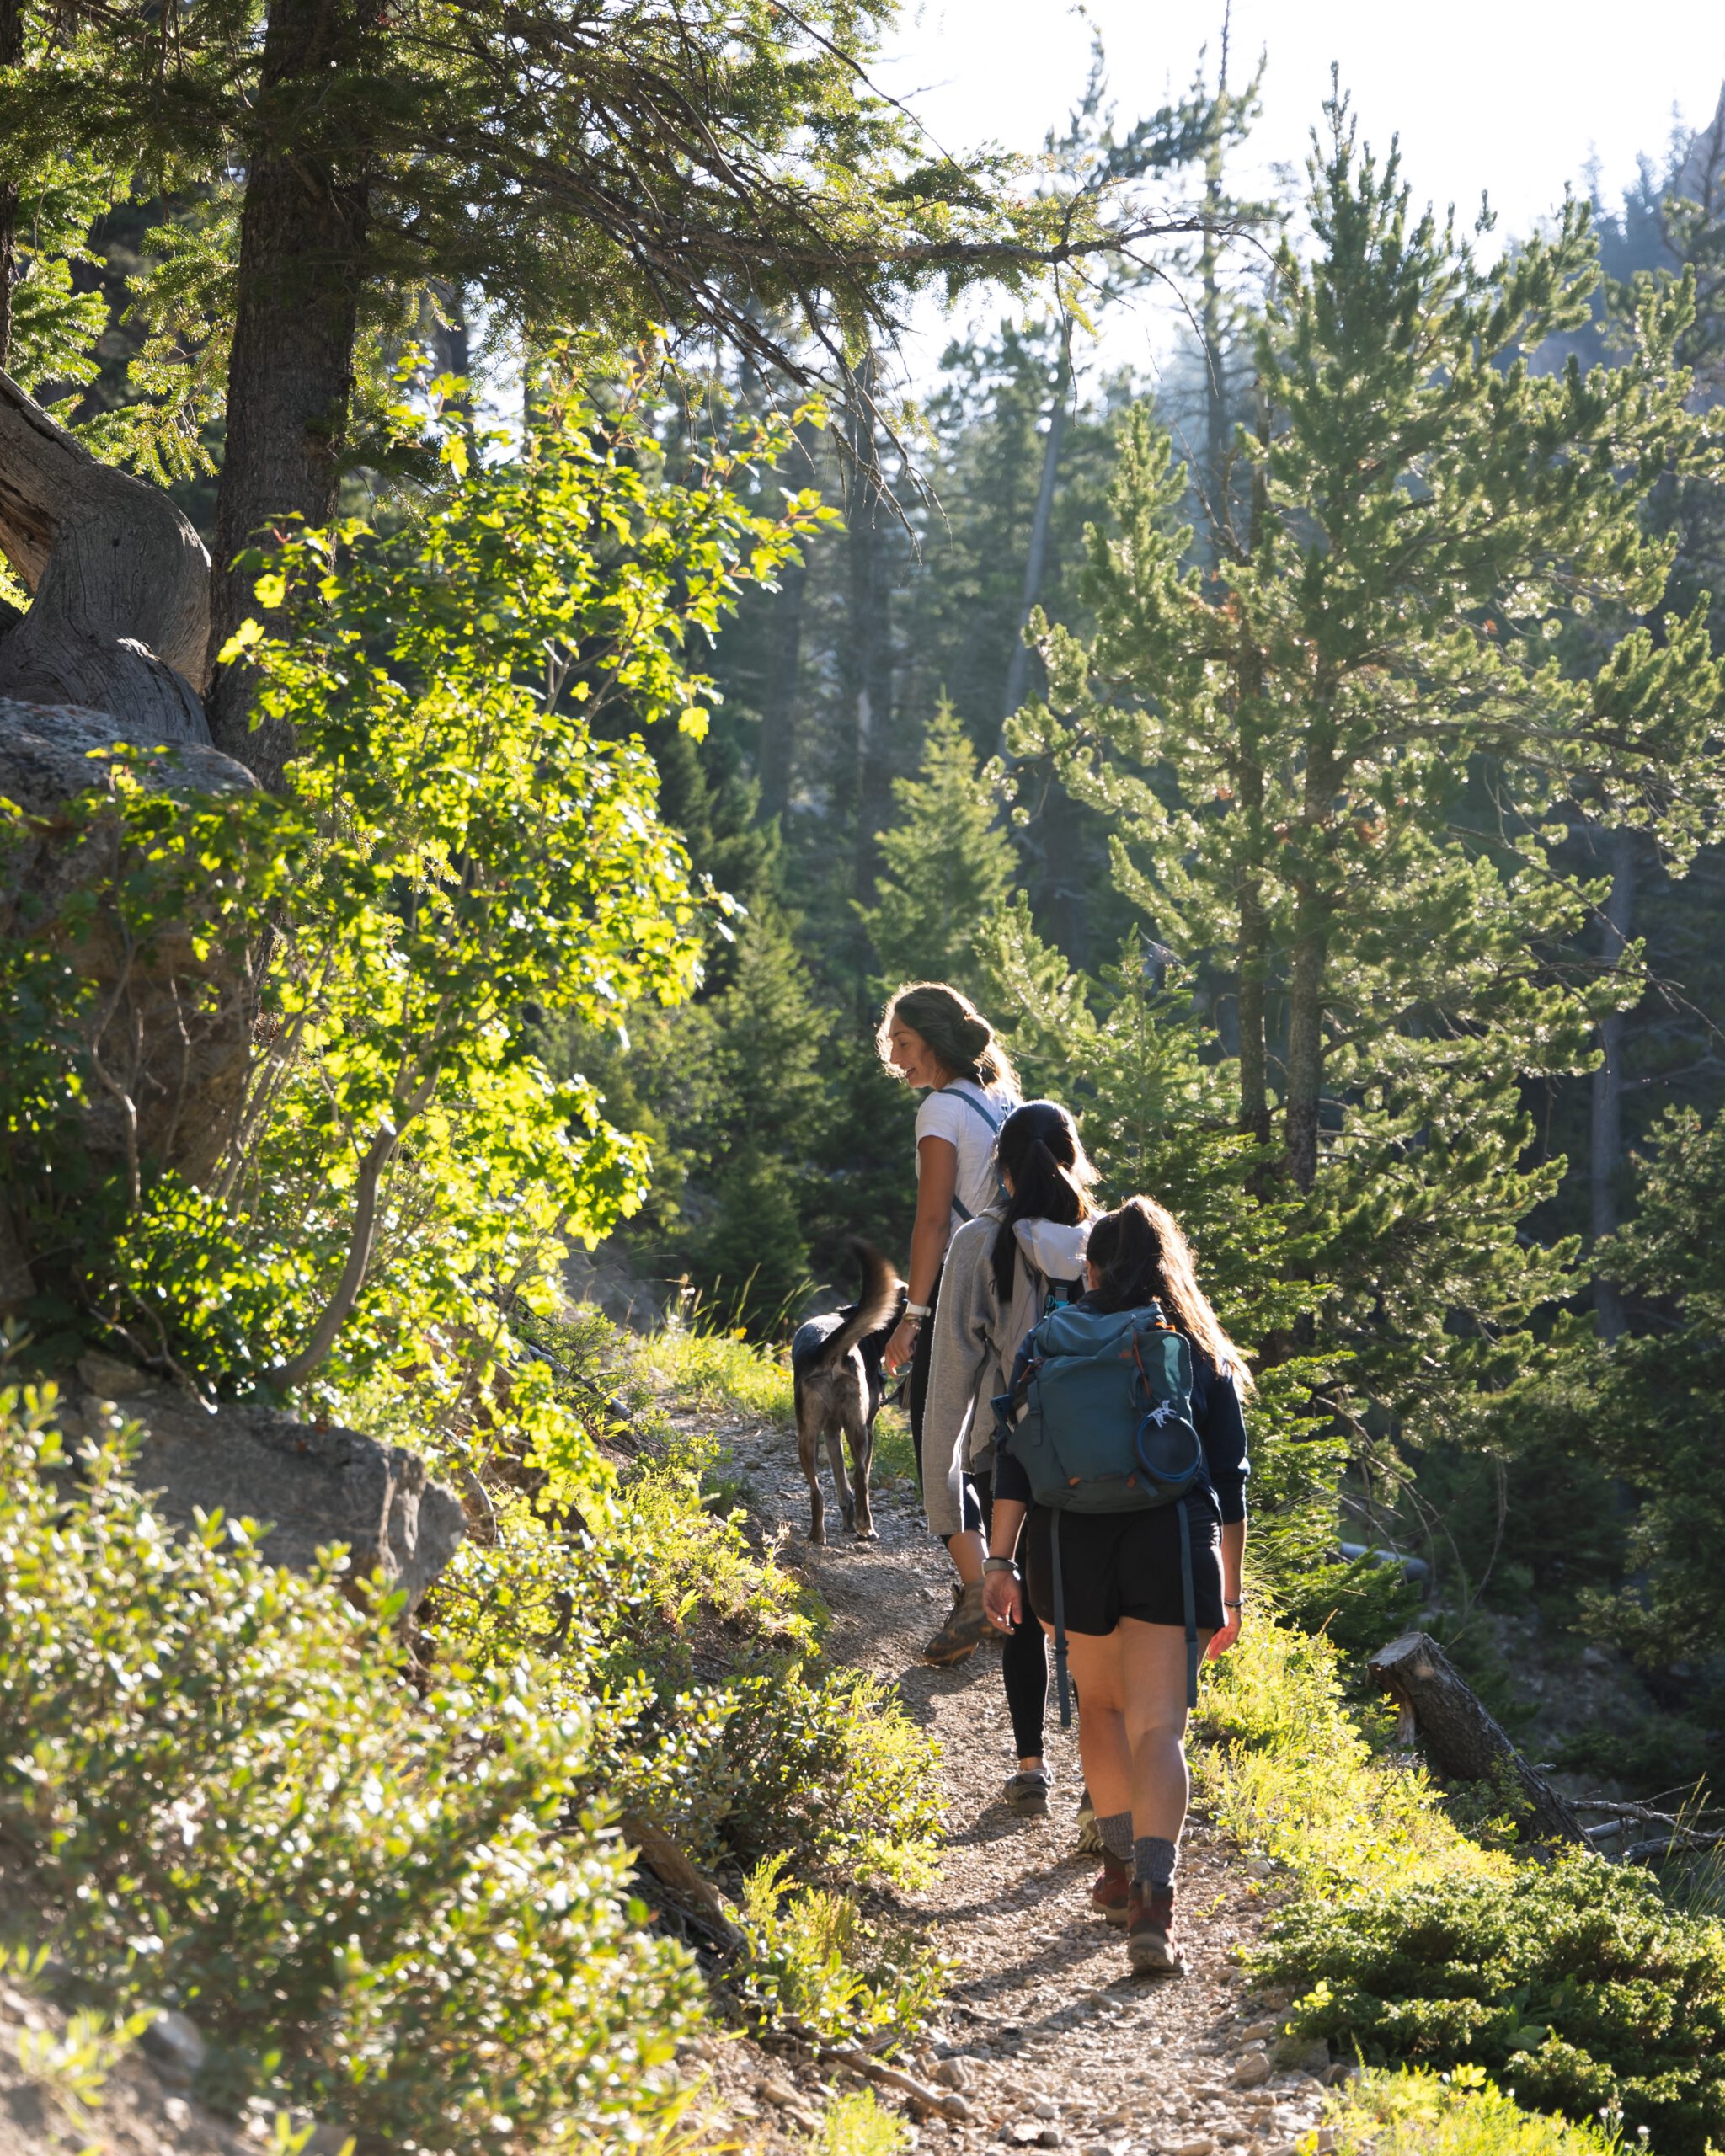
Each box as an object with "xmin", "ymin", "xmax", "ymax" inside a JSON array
[{"xmin": 877, "ymin": 981, "xmax": 1020, "ymax": 1663}]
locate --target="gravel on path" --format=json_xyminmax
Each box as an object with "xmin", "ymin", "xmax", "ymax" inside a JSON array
[{"xmin": 675, "ymin": 1415, "xmax": 1331, "ymax": 2156}]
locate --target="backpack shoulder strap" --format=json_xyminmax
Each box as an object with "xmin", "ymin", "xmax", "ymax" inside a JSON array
[
  {"xmin": 945, "ymin": 1081, "xmax": 1005, "ymax": 1136},
  {"xmin": 945, "ymin": 1082, "xmax": 1010, "ymax": 1207}
]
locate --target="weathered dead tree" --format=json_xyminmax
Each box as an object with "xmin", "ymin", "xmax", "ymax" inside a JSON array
[
  {"xmin": 0, "ymin": 371, "xmax": 212, "ymax": 744},
  {"xmin": 1369, "ymin": 1630, "xmax": 1586, "ymax": 1845}
]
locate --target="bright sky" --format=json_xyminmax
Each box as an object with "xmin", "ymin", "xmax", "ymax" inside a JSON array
[{"xmin": 876, "ymin": 0, "xmax": 1725, "ymax": 381}]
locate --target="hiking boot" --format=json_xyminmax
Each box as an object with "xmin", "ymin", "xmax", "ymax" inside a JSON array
[
  {"xmin": 1004, "ymin": 1767, "xmax": 1052, "ymax": 1817},
  {"xmin": 1126, "ymin": 1881, "xmax": 1184, "ymax": 1975},
  {"xmin": 1090, "ymin": 1852, "xmax": 1130, "ymax": 1927},
  {"xmin": 921, "ymin": 1578, "xmax": 998, "ymax": 1666},
  {"xmin": 1074, "ymin": 1789, "xmax": 1103, "ymax": 1857}
]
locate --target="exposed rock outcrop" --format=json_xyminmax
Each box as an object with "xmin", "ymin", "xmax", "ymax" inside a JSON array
[
  {"xmin": 0, "ymin": 369, "xmax": 212, "ymax": 744},
  {"xmin": 73, "ymin": 1365, "xmax": 466, "ymax": 1611}
]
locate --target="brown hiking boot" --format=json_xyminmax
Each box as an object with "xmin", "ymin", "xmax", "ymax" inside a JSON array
[
  {"xmin": 1126, "ymin": 1881, "xmax": 1185, "ymax": 1975},
  {"xmin": 1090, "ymin": 1853, "xmax": 1130, "ymax": 1928},
  {"xmin": 921, "ymin": 1579, "xmax": 999, "ymax": 1666}
]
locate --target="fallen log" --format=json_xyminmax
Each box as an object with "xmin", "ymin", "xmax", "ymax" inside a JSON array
[
  {"xmin": 774, "ymin": 2019, "xmax": 972, "ymax": 2123},
  {"xmin": 618, "ymin": 1812, "xmax": 746, "ymax": 1955},
  {"xmin": 1367, "ymin": 1630, "xmax": 1585, "ymax": 1845}
]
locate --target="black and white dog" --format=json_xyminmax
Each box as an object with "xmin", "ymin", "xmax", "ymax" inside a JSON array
[{"xmin": 789, "ymin": 1240, "xmax": 904, "ymax": 1545}]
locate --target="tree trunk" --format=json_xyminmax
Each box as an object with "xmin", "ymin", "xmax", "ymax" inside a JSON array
[
  {"xmin": 206, "ymin": 0, "xmax": 369, "ymax": 790},
  {"xmin": 1369, "ymin": 1630, "xmax": 1586, "ymax": 1845},
  {"xmin": 1590, "ymin": 825, "xmax": 1637, "ymax": 1342},
  {"xmin": 1284, "ymin": 857, "xmax": 1332, "ymax": 1191},
  {"xmin": 0, "ymin": 371, "xmax": 211, "ymax": 738},
  {"xmin": 0, "ymin": 0, "xmax": 20, "ymax": 373},
  {"xmin": 1199, "ymin": 115, "xmax": 1231, "ymax": 560},
  {"xmin": 1283, "ymin": 723, "xmax": 1337, "ymax": 1191},
  {"xmin": 759, "ymin": 551, "xmax": 807, "ymax": 822},
  {"xmin": 1235, "ymin": 386, "xmax": 1274, "ymax": 1161},
  {"xmin": 1236, "ymin": 739, "xmax": 1271, "ymax": 1151},
  {"xmin": 1001, "ymin": 316, "xmax": 1073, "ymax": 734},
  {"xmin": 758, "ymin": 417, "xmax": 820, "ymax": 822},
  {"xmin": 844, "ymin": 355, "xmax": 894, "ymax": 905}
]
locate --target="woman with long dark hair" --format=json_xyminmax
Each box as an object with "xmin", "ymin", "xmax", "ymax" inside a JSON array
[
  {"xmin": 981, "ymin": 1196, "xmax": 1248, "ymax": 1970},
  {"xmin": 877, "ymin": 982, "xmax": 1022, "ymax": 1664},
  {"xmin": 921, "ymin": 1099, "xmax": 1097, "ymax": 1812}
]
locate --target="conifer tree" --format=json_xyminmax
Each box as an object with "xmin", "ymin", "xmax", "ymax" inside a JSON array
[
  {"xmin": 1012, "ymin": 92, "xmax": 1725, "ymax": 1441},
  {"xmin": 863, "ymin": 699, "xmax": 1017, "ymax": 997}
]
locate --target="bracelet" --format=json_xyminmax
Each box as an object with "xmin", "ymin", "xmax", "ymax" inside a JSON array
[
  {"xmin": 983, "ymin": 1556, "xmax": 1021, "ymax": 1575},
  {"xmin": 904, "ymin": 1301, "xmax": 932, "ymax": 1320},
  {"xmin": 1224, "ymin": 1598, "xmax": 1243, "ymax": 1609}
]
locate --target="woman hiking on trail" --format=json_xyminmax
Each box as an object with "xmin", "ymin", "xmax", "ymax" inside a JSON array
[
  {"xmin": 876, "ymin": 982, "xmax": 1020, "ymax": 1665},
  {"xmin": 921, "ymin": 1099, "xmax": 1097, "ymax": 1816},
  {"xmin": 980, "ymin": 1196, "xmax": 1248, "ymax": 1974}
]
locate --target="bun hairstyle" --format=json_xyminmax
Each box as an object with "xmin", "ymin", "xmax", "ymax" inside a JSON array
[
  {"xmin": 991, "ymin": 1100, "xmax": 1097, "ymax": 1300},
  {"xmin": 876, "ymin": 981, "xmax": 1019, "ymax": 1094},
  {"xmin": 1086, "ymin": 1196, "xmax": 1252, "ymax": 1390}
]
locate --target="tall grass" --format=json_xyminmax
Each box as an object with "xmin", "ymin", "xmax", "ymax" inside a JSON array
[
  {"xmin": 639, "ymin": 1321, "xmax": 795, "ymax": 1424},
  {"xmin": 1197, "ymin": 1614, "xmax": 1506, "ymax": 1893}
]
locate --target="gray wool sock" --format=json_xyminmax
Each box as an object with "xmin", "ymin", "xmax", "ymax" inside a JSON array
[
  {"xmin": 1098, "ymin": 1812, "xmax": 1134, "ymax": 1864},
  {"xmin": 1134, "ymin": 1834, "xmax": 1179, "ymax": 1889}
]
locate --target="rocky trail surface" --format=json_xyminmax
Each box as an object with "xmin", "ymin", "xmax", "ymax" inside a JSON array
[{"xmin": 675, "ymin": 1411, "xmax": 1335, "ymax": 2156}]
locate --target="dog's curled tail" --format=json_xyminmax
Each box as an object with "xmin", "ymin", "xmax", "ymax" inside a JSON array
[{"xmin": 812, "ymin": 1238, "xmax": 905, "ymax": 1367}]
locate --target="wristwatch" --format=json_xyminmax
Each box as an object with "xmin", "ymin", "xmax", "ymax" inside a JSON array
[{"xmin": 983, "ymin": 1556, "xmax": 1021, "ymax": 1576}]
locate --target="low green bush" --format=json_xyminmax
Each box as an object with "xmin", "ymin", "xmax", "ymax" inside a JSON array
[
  {"xmin": 432, "ymin": 1470, "xmax": 944, "ymax": 1886},
  {"xmin": 814, "ymin": 2089, "xmax": 912, "ymax": 2156},
  {"xmin": 734, "ymin": 1854, "xmax": 944, "ymax": 2048},
  {"xmin": 1260, "ymin": 1856, "xmax": 1725, "ymax": 2153},
  {"xmin": 0, "ymin": 1387, "xmax": 700, "ymax": 2154},
  {"xmin": 1326, "ymin": 2065, "xmax": 1622, "ymax": 2156}
]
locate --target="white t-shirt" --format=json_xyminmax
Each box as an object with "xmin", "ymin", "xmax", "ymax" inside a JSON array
[{"xmin": 915, "ymin": 1078, "xmax": 1020, "ymax": 1230}]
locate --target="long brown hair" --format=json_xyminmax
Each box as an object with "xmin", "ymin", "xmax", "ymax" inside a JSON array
[
  {"xmin": 876, "ymin": 981, "xmax": 1019, "ymax": 1094},
  {"xmin": 991, "ymin": 1101, "xmax": 1097, "ymax": 1299},
  {"xmin": 1086, "ymin": 1196, "xmax": 1253, "ymax": 1391}
]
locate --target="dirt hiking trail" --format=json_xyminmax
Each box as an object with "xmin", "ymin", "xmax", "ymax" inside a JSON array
[{"xmin": 675, "ymin": 1408, "xmax": 1336, "ymax": 2156}]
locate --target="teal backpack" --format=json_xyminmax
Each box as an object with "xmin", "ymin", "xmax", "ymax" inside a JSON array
[{"xmin": 995, "ymin": 1300, "xmax": 1208, "ymax": 1721}]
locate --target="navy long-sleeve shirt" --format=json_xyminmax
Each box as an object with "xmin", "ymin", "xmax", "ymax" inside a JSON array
[{"xmin": 993, "ymin": 1326, "xmax": 1249, "ymax": 1525}]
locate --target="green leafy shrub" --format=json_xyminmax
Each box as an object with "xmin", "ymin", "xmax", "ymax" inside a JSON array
[
  {"xmin": 2, "ymin": 352, "xmax": 824, "ymax": 1415},
  {"xmin": 734, "ymin": 1854, "xmax": 944, "ymax": 2048},
  {"xmin": 814, "ymin": 2089, "xmax": 912, "ymax": 2156},
  {"xmin": 1326, "ymin": 2065, "xmax": 1622, "ymax": 2156},
  {"xmin": 0, "ymin": 1388, "xmax": 701, "ymax": 2154},
  {"xmin": 433, "ymin": 1472, "xmax": 943, "ymax": 1885},
  {"xmin": 1260, "ymin": 1858, "xmax": 1725, "ymax": 2153}
]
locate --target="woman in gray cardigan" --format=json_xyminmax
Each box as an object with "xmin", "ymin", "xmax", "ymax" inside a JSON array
[{"xmin": 922, "ymin": 1099, "xmax": 1096, "ymax": 1816}]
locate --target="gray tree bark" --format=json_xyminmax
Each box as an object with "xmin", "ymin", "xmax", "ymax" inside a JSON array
[
  {"xmin": 1000, "ymin": 317, "xmax": 1072, "ymax": 733},
  {"xmin": 844, "ymin": 355, "xmax": 895, "ymax": 906},
  {"xmin": 0, "ymin": 0, "xmax": 20, "ymax": 373},
  {"xmin": 0, "ymin": 371, "xmax": 211, "ymax": 740},
  {"xmin": 205, "ymin": 0, "xmax": 369, "ymax": 789},
  {"xmin": 1590, "ymin": 825, "xmax": 1637, "ymax": 1342},
  {"xmin": 1369, "ymin": 1630, "xmax": 1585, "ymax": 1844}
]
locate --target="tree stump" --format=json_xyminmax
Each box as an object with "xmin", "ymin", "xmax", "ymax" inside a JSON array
[{"xmin": 1368, "ymin": 1630, "xmax": 1585, "ymax": 1844}]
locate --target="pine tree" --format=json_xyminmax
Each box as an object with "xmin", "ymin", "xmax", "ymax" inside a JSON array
[
  {"xmin": 1588, "ymin": 1104, "xmax": 1725, "ymax": 1673},
  {"xmin": 1012, "ymin": 92, "xmax": 1725, "ymax": 1444},
  {"xmin": 692, "ymin": 899, "xmax": 835, "ymax": 1330},
  {"xmin": 978, "ymin": 893, "xmax": 1410, "ymax": 1636},
  {"xmin": 863, "ymin": 699, "xmax": 1017, "ymax": 998}
]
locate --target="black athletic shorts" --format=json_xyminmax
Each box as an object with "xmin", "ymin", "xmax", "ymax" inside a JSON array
[{"xmin": 1023, "ymin": 1501, "xmax": 1224, "ymax": 1636}]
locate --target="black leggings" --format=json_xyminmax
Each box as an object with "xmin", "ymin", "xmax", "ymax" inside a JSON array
[{"xmin": 909, "ymin": 1269, "xmax": 1049, "ymax": 1763}]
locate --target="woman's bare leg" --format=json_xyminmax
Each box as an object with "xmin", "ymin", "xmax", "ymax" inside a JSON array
[
  {"xmin": 1114, "ymin": 1618, "xmax": 1213, "ymax": 1842},
  {"xmin": 1054, "ymin": 1625, "xmax": 1128, "ymax": 1816}
]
